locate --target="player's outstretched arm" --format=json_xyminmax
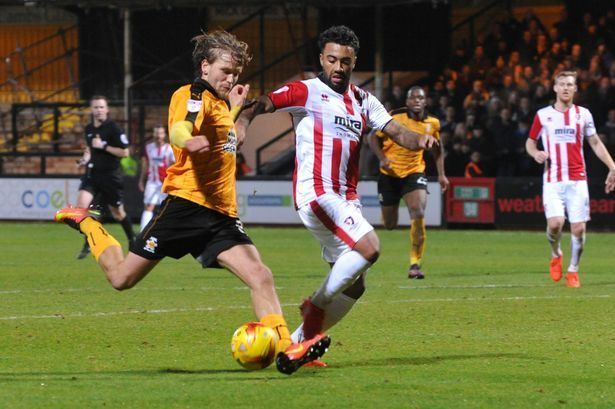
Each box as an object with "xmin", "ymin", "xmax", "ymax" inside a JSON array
[
  {"xmin": 587, "ymin": 134, "xmax": 615, "ymax": 193},
  {"xmin": 382, "ymin": 120, "xmax": 437, "ymax": 150},
  {"xmin": 366, "ymin": 130, "xmax": 391, "ymax": 171},
  {"xmin": 431, "ymin": 136, "xmax": 449, "ymax": 192},
  {"xmin": 234, "ymin": 95, "xmax": 276, "ymax": 139},
  {"xmin": 525, "ymin": 138, "xmax": 549, "ymax": 164}
]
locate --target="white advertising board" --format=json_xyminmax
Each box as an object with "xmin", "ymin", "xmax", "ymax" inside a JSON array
[
  {"xmin": 0, "ymin": 178, "xmax": 442, "ymax": 226},
  {"xmin": 236, "ymin": 180, "xmax": 442, "ymax": 226},
  {"xmin": 0, "ymin": 178, "xmax": 82, "ymax": 220}
]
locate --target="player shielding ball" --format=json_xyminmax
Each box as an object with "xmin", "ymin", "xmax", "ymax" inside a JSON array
[
  {"xmin": 368, "ymin": 86, "xmax": 449, "ymax": 279},
  {"xmin": 526, "ymin": 70, "xmax": 615, "ymax": 288},
  {"xmin": 237, "ymin": 25, "xmax": 436, "ymax": 365}
]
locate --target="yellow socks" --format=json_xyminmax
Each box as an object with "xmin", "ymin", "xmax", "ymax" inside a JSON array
[
  {"xmin": 80, "ymin": 217, "xmax": 121, "ymax": 261},
  {"xmin": 410, "ymin": 218, "xmax": 426, "ymax": 266},
  {"xmin": 260, "ymin": 313, "xmax": 292, "ymax": 353}
]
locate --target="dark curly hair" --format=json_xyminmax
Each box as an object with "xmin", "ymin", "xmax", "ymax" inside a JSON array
[
  {"xmin": 317, "ymin": 25, "xmax": 360, "ymax": 54},
  {"xmin": 191, "ymin": 30, "xmax": 252, "ymax": 76}
]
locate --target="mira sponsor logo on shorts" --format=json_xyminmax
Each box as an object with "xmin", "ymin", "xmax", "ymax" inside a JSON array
[{"xmin": 144, "ymin": 236, "xmax": 158, "ymax": 253}]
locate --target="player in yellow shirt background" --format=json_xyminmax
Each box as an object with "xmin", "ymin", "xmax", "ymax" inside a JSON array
[
  {"xmin": 368, "ymin": 86, "xmax": 449, "ymax": 279},
  {"xmin": 54, "ymin": 30, "xmax": 329, "ymax": 374}
]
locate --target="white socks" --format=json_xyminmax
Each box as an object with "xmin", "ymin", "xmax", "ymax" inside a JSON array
[
  {"xmin": 568, "ymin": 234, "xmax": 585, "ymax": 273},
  {"xmin": 291, "ymin": 293, "xmax": 358, "ymax": 343},
  {"xmin": 546, "ymin": 229, "xmax": 562, "ymax": 258},
  {"xmin": 311, "ymin": 250, "xmax": 370, "ymax": 307},
  {"xmin": 140, "ymin": 210, "xmax": 154, "ymax": 231}
]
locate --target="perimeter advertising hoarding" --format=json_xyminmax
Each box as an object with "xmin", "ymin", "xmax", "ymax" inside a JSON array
[
  {"xmin": 495, "ymin": 177, "xmax": 615, "ymax": 229},
  {"xmin": 0, "ymin": 178, "xmax": 443, "ymax": 226}
]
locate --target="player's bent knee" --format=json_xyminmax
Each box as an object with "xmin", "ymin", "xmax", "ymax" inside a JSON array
[
  {"xmin": 410, "ymin": 210, "xmax": 425, "ymax": 220},
  {"xmin": 343, "ymin": 277, "xmax": 366, "ymax": 299},
  {"xmin": 383, "ymin": 220, "xmax": 397, "ymax": 230},
  {"xmin": 108, "ymin": 276, "xmax": 135, "ymax": 291},
  {"xmin": 364, "ymin": 248, "xmax": 379, "ymax": 264},
  {"xmin": 247, "ymin": 264, "xmax": 275, "ymax": 290}
]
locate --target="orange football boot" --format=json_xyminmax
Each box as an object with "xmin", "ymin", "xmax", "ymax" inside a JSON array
[
  {"xmin": 54, "ymin": 206, "xmax": 100, "ymax": 231},
  {"xmin": 566, "ymin": 272, "xmax": 581, "ymax": 288},
  {"xmin": 549, "ymin": 253, "xmax": 563, "ymax": 282},
  {"xmin": 275, "ymin": 333, "xmax": 330, "ymax": 375},
  {"xmin": 303, "ymin": 359, "xmax": 327, "ymax": 368}
]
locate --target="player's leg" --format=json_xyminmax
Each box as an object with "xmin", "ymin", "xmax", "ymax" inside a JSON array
[
  {"xmin": 378, "ymin": 173, "xmax": 401, "ymax": 230},
  {"xmin": 140, "ymin": 182, "xmax": 160, "ymax": 231},
  {"xmin": 403, "ymin": 184, "xmax": 428, "ymax": 279},
  {"xmin": 75, "ymin": 189, "xmax": 95, "ymax": 259},
  {"xmin": 217, "ymin": 244, "xmax": 292, "ymax": 349},
  {"xmin": 140, "ymin": 203, "xmax": 156, "ymax": 231},
  {"xmin": 565, "ymin": 181, "xmax": 590, "ymax": 288},
  {"xmin": 108, "ymin": 204, "xmax": 135, "ymax": 243},
  {"xmin": 103, "ymin": 174, "xmax": 135, "ymax": 244},
  {"xmin": 543, "ymin": 183, "xmax": 566, "ymax": 282},
  {"xmin": 566, "ymin": 222, "xmax": 585, "ymax": 288},
  {"xmin": 55, "ymin": 207, "xmax": 159, "ymax": 288},
  {"xmin": 217, "ymin": 244, "xmax": 329, "ymax": 375},
  {"xmin": 298, "ymin": 196, "xmax": 377, "ymax": 339}
]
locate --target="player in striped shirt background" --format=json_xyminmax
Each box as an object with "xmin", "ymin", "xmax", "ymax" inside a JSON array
[{"xmin": 526, "ymin": 70, "xmax": 615, "ymax": 288}]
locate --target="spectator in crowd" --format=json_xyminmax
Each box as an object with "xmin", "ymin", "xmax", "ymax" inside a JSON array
[{"xmin": 464, "ymin": 151, "xmax": 483, "ymax": 178}]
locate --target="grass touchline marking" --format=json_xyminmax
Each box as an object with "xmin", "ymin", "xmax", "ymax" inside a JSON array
[{"xmin": 0, "ymin": 294, "xmax": 610, "ymax": 321}]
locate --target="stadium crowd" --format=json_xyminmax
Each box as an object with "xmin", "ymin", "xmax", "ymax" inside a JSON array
[{"xmin": 383, "ymin": 9, "xmax": 615, "ymax": 180}]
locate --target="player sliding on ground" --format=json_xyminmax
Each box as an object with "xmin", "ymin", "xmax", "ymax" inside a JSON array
[
  {"xmin": 55, "ymin": 30, "xmax": 329, "ymax": 375},
  {"xmin": 526, "ymin": 70, "xmax": 615, "ymax": 288}
]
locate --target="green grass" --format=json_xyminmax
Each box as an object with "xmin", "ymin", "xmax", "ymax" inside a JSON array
[{"xmin": 1, "ymin": 222, "xmax": 615, "ymax": 408}]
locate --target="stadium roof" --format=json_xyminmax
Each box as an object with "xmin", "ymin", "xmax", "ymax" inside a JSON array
[{"xmin": 22, "ymin": 0, "xmax": 440, "ymax": 8}]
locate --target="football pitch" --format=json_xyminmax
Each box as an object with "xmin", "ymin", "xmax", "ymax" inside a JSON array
[{"xmin": 1, "ymin": 222, "xmax": 614, "ymax": 408}]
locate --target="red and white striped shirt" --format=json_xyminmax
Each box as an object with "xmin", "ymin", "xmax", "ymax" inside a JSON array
[
  {"xmin": 144, "ymin": 142, "xmax": 175, "ymax": 184},
  {"xmin": 268, "ymin": 77, "xmax": 392, "ymax": 208},
  {"xmin": 529, "ymin": 104, "xmax": 596, "ymax": 183}
]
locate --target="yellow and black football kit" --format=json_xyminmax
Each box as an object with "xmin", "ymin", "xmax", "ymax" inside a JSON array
[
  {"xmin": 130, "ymin": 80, "xmax": 252, "ymax": 267},
  {"xmin": 376, "ymin": 109, "xmax": 440, "ymax": 206},
  {"xmin": 376, "ymin": 108, "xmax": 441, "ymax": 269}
]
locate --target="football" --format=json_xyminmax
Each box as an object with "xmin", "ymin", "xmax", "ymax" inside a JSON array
[{"xmin": 230, "ymin": 322, "xmax": 279, "ymax": 370}]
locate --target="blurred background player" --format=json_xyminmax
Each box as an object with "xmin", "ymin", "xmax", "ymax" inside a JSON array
[
  {"xmin": 526, "ymin": 70, "xmax": 615, "ymax": 288},
  {"xmin": 138, "ymin": 125, "xmax": 175, "ymax": 231},
  {"xmin": 238, "ymin": 26, "xmax": 435, "ymax": 362},
  {"xmin": 56, "ymin": 30, "xmax": 329, "ymax": 374},
  {"xmin": 75, "ymin": 95, "xmax": 135, "ymax": 259},
  {"xmin": 368, "ymin": 86, "xmax": 449, "ymax": 279}
]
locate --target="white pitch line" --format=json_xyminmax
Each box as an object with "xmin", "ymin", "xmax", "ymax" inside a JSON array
[
  {"xmin": 0, "ymin": 286, "xmax": 255, "ymax": 295},
  {"xmin": 398, "ymin": 283, "xmax": 615, "ymax": 290},
  {"xmin": 0, "ymin": 294, "xmax": 610, "ymax": 322}
]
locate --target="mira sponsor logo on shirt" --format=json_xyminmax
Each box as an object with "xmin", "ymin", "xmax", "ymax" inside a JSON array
[
  {"xmin": 553, "ymin": 127, "xmax": 576, "ymax": 142},
  {"xmin": 334, "ymin": 115, "xmax": 362, "ymax": 132}
]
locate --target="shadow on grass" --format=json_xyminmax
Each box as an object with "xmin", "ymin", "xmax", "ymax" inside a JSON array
[
  {"xmin": 343, "ymin": 352, "xmax": 531, "ymax": 368},
  {"xmin": 0, "ymin": 367, "xmax": 297, "ymax": 382}
]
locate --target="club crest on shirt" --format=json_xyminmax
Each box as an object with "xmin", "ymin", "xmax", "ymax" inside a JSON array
[
  {"xmin": 222, "ymin": 128, "xmax": 237, "ymax": 154},
  {"xmin": 144, "ymin": 236, "xmax": 158, "ymax": 253},
  {"xmin": 344, "ymin": 216, "xmax": 355, "ymax": 226}
]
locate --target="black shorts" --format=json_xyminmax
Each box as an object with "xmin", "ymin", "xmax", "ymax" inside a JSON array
[
  {"xmin": 130, "ymin": 195, "xmax": 253, "ymax": 268},
  {"xmin": 378, "ymin": 172, "xmax": 428, "ymax": 206},
  {"xmin": 79, "ymin": 171, "xmax": 124, "ymax": 207}
]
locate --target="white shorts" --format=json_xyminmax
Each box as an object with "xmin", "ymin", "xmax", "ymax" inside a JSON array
[
  {"xmin": 297, "ymin": 194, "xmax": 374, "ymax": 263},
  {"xmin": 543, "ymin": 180, "xmax": 590, "ymax": 223},
  {"xmin": 143, "ymin": 181, "xmax": 167, "ymax": 206}
]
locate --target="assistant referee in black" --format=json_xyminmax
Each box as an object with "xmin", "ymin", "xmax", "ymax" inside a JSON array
[{"xmin": 75, "ymin": 95, "xmax": 135, "ymax": 259}]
